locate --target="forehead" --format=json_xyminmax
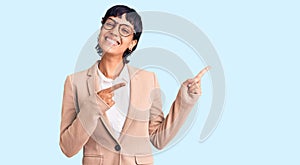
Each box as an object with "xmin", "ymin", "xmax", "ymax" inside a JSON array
[{"xmin": 107, "ymin": 14, "xmax": 133, "ymax": 26}]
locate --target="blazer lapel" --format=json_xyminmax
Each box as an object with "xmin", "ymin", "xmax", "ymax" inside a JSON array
[
  {"xmin": 118, "ymin": 65, "xmax": 140, "ymax": 141},
  {"xmin": 86, "ymin": 61, "xmax": 117, "ymax": 139},
  {"xmin": 86, "ymin": 61, "xmax": 99, "ymax": 95},
  {"xmin": 87, "ymin": 63, "xmax": 144, "ymax": 142}
]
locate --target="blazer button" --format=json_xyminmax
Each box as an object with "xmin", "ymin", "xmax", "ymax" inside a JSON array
[{"xmin": 115, "ymin": 144, "xmax": 121, "ymax": 151}]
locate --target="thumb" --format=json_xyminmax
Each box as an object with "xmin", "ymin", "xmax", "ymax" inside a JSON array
[{"xmin": 183, "ymin": 78, "xmax": 194, "ymax": 87}]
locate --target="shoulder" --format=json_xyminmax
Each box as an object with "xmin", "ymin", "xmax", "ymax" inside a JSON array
[
  {"xmin": 65, "ymin": 68, "xmax": 89, "ymax": 85},
  {"xmin": 66, "ymin": 61, "xmax": 98, "ymax": 84},
  {"xmin": 69, "ymin": 69, "xmax": 89, "ymax": 79}
]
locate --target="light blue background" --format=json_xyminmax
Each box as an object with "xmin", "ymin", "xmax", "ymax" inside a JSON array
[{"xmin": 0, "ymin": 0, "xmax": 299, "ymax": 164}]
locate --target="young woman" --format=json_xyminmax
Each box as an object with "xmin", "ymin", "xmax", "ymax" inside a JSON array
[{"xmin": 59, "ymin": 5, "xmax": 210, "ymax": 165}]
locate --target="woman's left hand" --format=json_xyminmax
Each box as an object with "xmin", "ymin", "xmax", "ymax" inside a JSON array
[{"xmin": 183, "ymin": 66, "xmax": 211, "ymax": 95}]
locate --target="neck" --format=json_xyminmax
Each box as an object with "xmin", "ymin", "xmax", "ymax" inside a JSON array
[{"xmin": 99, "ymin": 53, "xmax": 124, "ymax": 79}]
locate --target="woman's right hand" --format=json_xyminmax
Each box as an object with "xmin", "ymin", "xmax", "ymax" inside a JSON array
[
  {"xmin": 97, "ymin": 82, "xmax": 126, "ymax": 107},
  {"xmin": 183, "ymin": 66, "xmax": 210, "ymax": 95}
]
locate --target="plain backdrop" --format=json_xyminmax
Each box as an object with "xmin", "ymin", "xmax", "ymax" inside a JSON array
[{"xmin": 0, "ymin": 0, "xmax": 299, "ymax": 164}]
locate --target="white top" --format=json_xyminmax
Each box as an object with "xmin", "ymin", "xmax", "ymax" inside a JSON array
[{"xmin": 97, "ymin": 65, "xmax": 130, "ymax": 138}]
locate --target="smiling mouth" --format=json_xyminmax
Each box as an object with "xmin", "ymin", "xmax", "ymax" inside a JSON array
[{"xmin": 105, "ymin": 37, "xmax": 120, "ymax": 46}]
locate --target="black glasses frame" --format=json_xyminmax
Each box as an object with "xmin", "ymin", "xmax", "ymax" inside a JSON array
[{"xmin": 103, "ymin": 18, "xmax": 136, "ymax": 37}]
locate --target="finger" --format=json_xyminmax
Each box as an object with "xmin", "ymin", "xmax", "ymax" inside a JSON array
[
  {"xmin": 188, "ymin": 83, "xmax": 201, "ymax": 91},
  {"xmin": 108, "ymin": 100, "xmax": 115, "ymax": 107},
  {"xmin": 110, "ymin": 92, "xmax": 114, "ymax": 97},
  {"xmin": 105, "ymin": 98, "xmax": 114, "ymax": 106},
  {"xmin": 107, "ymin": 82, "xmax": 126, "ymax": 92},
  {"xmin": 188, "ymin": 81, "xmax": 195, "ymax": 88},
  {"xmin": 100, "ymin": 93, "xmax": 114, "ymax": 99},
  {"xmin": 111, "ymin": 100, "xmax": 115, "ymax": 107},
  {"xmin": 97, "ymin": 90, "xmax": 114, "ymax": 100},
  {"xmin": 184, "ymin": 79, "xmax": 194, "ymax": 87},
  {"xmin": 187, "ymin": 78, "xmax": 201, "ymax": 89},
  {"xmin": 188, "ymin": 86, "xmax": 202, "ymax": 95},
  {"xmin": 194, "ymin": 90, "xmax": 202, "ymax": 95},
  {"xmin": 195, "ymin": 66, "xmax": 211, "ymax": 80},
  {"xmin": 104, "ymin": 92, "xmax": 114, "ymax": 98},
  {"xmin": 188, "ymin": 88, "xmax": 202, "ymax": 95},
  {"xmin": 107, "ymin": 98, "xmax": 113, "ymax": 103}
]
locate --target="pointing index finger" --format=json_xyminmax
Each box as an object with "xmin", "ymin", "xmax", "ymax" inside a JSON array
[
  {"xmin": 108, "ymin": 82, "xmax": 126, "ymax": 92},
  {"xmin": 195, "ymin": 66, "xmax": 211, "ymax": 79}
]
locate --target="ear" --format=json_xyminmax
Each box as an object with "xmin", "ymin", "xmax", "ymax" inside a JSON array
[{"xmin": 129, "ymin": 40, "xmax": 137, "ymax": 51}]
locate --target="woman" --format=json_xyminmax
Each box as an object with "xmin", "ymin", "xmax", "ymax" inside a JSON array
[{"xmin": 60, "ymin": 5, "xmax": 210, "ymax": 165}]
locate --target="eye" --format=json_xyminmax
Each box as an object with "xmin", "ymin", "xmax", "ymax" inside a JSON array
[
  {"xmin": 121, "ymin": 27, "xmax": 130, "ymax": 34},
  {"xmin": 104, "ymin": 21, "xmax": 115, "ymax": 29}
]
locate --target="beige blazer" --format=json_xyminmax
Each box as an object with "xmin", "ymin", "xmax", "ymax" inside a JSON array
[{"xmin": 60, "ymin": 61, "xmax": 199, "ymax": 165}]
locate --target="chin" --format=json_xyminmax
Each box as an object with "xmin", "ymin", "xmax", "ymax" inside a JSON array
[
  {"xmin": 100, "ymin": 45, "xmax": 124, "ymax": 56},
  {"xmin": 101, "ymin": 48, "xmax": 123, "ymax": 56}
]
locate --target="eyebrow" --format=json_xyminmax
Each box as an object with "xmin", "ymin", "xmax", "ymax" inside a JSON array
[{"xmin": 108, "ymin": 18, "xmax": 133, "ymax": 27}]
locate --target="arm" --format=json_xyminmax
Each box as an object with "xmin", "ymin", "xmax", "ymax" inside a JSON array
[
  {"xmin": 149, "ymin": 66, "xmax": 209, "ymax": 149},
  {"xmin": 59, "ymin": 75, "xmax": 109, "ymax": 157},
  {"xmin": 148, "ymin": 73, "xmax": 200, "ymax": 149}
]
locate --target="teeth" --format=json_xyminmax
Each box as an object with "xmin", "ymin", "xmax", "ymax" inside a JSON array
[{"xmin": 106, "ymin": 37, "xmax": 118, "ymax": 45}]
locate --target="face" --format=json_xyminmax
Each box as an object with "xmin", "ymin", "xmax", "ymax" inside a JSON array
[{"xmin": 98, "ymin": 14, "xmax": 137, "ymax": 56}]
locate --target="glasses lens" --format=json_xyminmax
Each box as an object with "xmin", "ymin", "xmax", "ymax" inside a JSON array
[
  {"xmin": 104, "ymin": 20, "xmax": 115, "ymax": 30},
  {"xmin": 119, "ymin": 25, "xmax": 134, "ymax": 37},
  {"xmin": 103, "ymin": 18, "xmax": 135, "ymax": 37}
]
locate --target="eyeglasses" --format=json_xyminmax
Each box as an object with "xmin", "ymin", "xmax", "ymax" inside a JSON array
[{"xmin": 103, "ymin": 18, "xmax": 135, "ymax": 37}]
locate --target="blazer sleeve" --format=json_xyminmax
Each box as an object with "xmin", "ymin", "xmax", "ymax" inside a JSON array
[
  {"xmin": 148, "ymin": 73, "xmax": 200, "ymax": 150},
  {"xmin": 59, "ymin": 75, "xmax": 109, "ymax": 157}
]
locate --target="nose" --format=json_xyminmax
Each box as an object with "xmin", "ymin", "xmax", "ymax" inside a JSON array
[{"xmin": 110, "ymin": 25, "xmax": 119, "ymax": 37}]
